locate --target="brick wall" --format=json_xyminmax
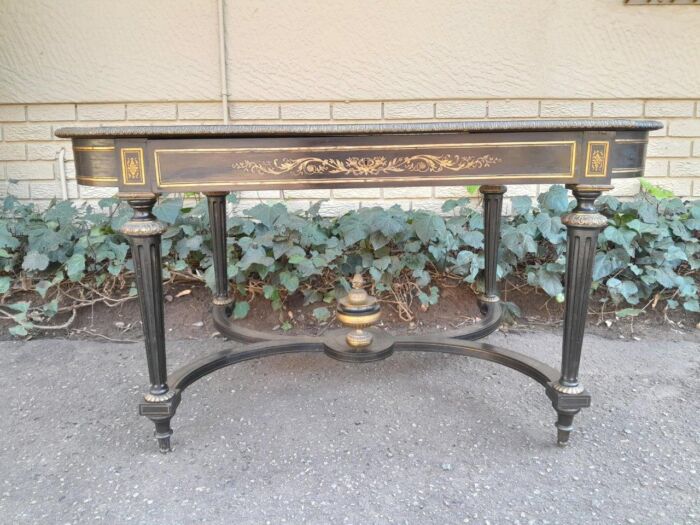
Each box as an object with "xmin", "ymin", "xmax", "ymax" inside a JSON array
[{"xmin": 1, "ymin": 99, "xmax": 698, "ymax": 213}]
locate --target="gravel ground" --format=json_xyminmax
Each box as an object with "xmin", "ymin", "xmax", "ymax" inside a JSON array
[{"xmin": 0, "ymin": 330, "xmax": 698, "ymax": 524}]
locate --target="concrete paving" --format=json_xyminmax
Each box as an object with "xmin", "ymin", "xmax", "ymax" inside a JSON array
[{"xmin": 0, "ymin": 330, "xmax": 698, "ymax": 524}]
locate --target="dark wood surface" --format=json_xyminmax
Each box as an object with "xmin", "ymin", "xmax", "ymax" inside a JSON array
[{"xmin": 57, "ymin": 120, "xmax": 661, "ymax": 192}]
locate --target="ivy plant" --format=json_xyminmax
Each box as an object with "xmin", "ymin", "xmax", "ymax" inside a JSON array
[{"xmin": 0, "ymin": 183, "xmax": 697, "ymax": 336}]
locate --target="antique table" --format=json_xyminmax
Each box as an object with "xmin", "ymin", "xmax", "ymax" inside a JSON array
[{"xmin": 56, "ymin": 120, "xmax": 661, "ymax": 452}]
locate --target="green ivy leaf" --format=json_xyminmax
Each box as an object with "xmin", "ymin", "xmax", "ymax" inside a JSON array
[
  {"xmin": 238, "ymin": 246, "xmax": 274, "ymax": 270},
  {"xmin": 35, "ymin": 280, "xmax": 52, "ymax": 298},
  {"xmin": 511, "ymin": 196, "xmax": 532, "ymax": 216},
  {"xmin": 313, "ymin": 306, "xmax": 331, "ymax": 322},
  {"xmin": 683, "ymin": 299, "xmax": 699, "ymax": 313},
  {"xmin": 65, "ymin": 253, "xmax": 86, "ymax": 281},
  {"xmin": 9, "ymin": 324, "xmax": 28, "ymax": 337},
  {"xmin": 538, "ymin": 185, "xmax": 569, "ymax": 214},
  {"xmin": 153, "ymin": 197, "xmax": 183, "ymax": 224},
  {"xmin": 641, "ymin": 179, "xmax": 674, "ymax": 199},
  {"xmin": 8, "ymin": 301, "xmax": 30, "ymax": 313},
  {"xmin": 233, "ymin": 301, "xmax": 250, "ymax": 319},
  {"xmin": 22, "ymin": 251, "xmax": 50, "ymax": 272},
  {"xmin": 616, "ymin": 308, "xmax": 643, "ymax": 318},
  {"xmin": 279, "ymin": 271, "xmax": 299, "ymax": 293},
  {"xmin": 413, "ymin": 212, "xmax": 446, "ymax": 244},
  {"xmin": 0, "ymin": 276, "xmax": 10, "ymax": 294}
]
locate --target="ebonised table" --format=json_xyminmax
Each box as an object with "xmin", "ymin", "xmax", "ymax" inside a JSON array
[{"xmin": 56, "ymin": 120, "xmax": 661, "ymax": 452}]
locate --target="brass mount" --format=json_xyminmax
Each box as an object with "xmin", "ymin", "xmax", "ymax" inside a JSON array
[{"xmin": 336, "ymin": 273, "xmax": 381, "ymax": 348}]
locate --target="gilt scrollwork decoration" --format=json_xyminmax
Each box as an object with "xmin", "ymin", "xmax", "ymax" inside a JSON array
[{"xmin": 232, "ymin": 154, "xmax": 502, "ymax": 177}]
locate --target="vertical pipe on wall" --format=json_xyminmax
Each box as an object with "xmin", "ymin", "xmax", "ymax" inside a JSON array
[
  {"xmin": 217, "ymin": 0, "xmax": 229, "ymax": 124},
  {"xmin": 58, "ymin": 148, "xmax": 68, "ymax": 200}
]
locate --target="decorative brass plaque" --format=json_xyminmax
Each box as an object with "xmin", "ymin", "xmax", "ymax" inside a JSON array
[
  {"xmin": 121, "ymin": 148, "xmax": 145, "ymax": 185},
  {"xmin": 585, "ymin": 142, "xmax": 609, "ymax": 178}
]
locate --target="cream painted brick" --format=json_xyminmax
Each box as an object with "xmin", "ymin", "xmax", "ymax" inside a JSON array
[
  {"xmin": 540, "ymin": 100, "xmax": 591, "ymax": 117},
  {"xmin": 646, "ymin": 138, "xmax": 691, "ymax": 157},
  {"xmin": 332, "ymin": 102, "xmax": 382, "ymax": 120},
  {"xmin": 230, "ymin": 103, "xmax": 279, "ymax": 120},
  {"xmin": 0, "ymin": 143, "xmax": 26, "ymax": 161},
  {"xmin": 435, "ymin": 101, "xmax": 487, "ymax": 118},
  {"xmin": 65, "ymin": 180, "xmax": 80, "ymax": 199},
  {"xmin": 280, "ymin": 102, "xmax": 330, "ymax": 120},
  {"xmin": 365, "ymin": 199, "xmax": 413, "ymax": 211},
  {"xmin": 609, "ymin": 178, "xmax": 640, "ymax": 197},
  {"xmin": 3, "ymin": 123, "xmax": 52, "ymax": 141},
  {"xmin": 30, "ymin": 180, "xmax": 62, "ymax": 199},
  {"xmin": 78, "ymin": 185, "xmax": 118, "ymax": 198},
  {"xmin": 6, "ymin": 161, "xmax": 55, "ymax": 180},
  {"xmin": 503, "ymin": 184, "xmax": 538, "ymax": 197},
  {"xmin": 382, "ymin": 186, "xmax": 433, "ymax": 198},
  {"xmin": 27, "ymin": 142, "xmax": 71, "ymax": 161},
  {"xmin": 64, "ymin": 161, "xmax": 76, "ymax": 179},
  {"xmin": 501, "ymin": 200, "xmax": 515, "ymax": 216},
  {"xmin": 0, "ymin": 105, "xmax": 25, "ymax": 121},
  {"xmin": 177, "ymin": 102, "xmax": 222, "ymax": 120},
  {"xmin": 434, "ymin": 186, "xmax": 470, "ymax": 198},
  {"xmin": 127, "ymin": 103, "xmax": 177, "ymax": 120},
  {"xmin": 77, "ymin": 103, "xmax": 126, "ymax": 121},
  {"xmin": 332, "ymin": 187, "xmax": 382, "ymax": 199},
  {"xmin": 411, "ymin": 199, "xmax": 449, "ymax": 213},
  {"xmin": 669, "ymin": 160, "xmax": 700, "ymax": 177},
  {"xmin": 27, "ymin": 104, "xmax": 76, "ymax": 121},
  {"xmin": 668, "ymin": 119, "xmax": 700, "ymax": 137},
  {"xmin": 644, "ymin": 177, "xmax": 692, "ymax": 197},
  {"xmin": 693, "ymin": 140, "xmax": 700, "ymax": 157},
  {"xmin": 649, "ymin": 121, "xmax": 667, "ymax": 137},
  {"xmin": 6, "ymin": 180, "xmax": 30, "ymax": 198},
  {"xmin": 488, "ymin": 100, "xmax": 539, "ymax": 118},
  {"xmin": 592, "ymin": 100, "xmax": 644, "ymax": 117},
  {"xmin": 384, "ymin": 101, "xmax": 434, "ymax": 119},
  {"xmin": 644, "ymin": 159, "xmax": 668, "ymax": 177},
  {"xmin": 319, "ymin": 200, "xmax": 359, "ymax": 216},
  {"xmin": 694, "ymin": 181, "xmax": 700, "ymax": 197},
  {"xmin": 645, "ymin": 101, "xmax": 695, "ymax": 118},
  {"xmin": 283, "ymin": 189, "xmax": 331, "ymax": 199},
  {"xmin": 282, "ymin": 200, "xmax": 311, "ymax": 213},
  {"xmin": 238, "ymin": 190, "xmax": 281, "ymax": 200}
]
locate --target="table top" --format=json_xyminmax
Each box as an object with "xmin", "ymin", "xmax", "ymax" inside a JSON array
[
  {"xmin": 56, "ymin": 119, "xmax": 661, "ymax": 139},
  {"xmin": 56, "ymin": 119, "xmax": 662, "ymax": 192}
]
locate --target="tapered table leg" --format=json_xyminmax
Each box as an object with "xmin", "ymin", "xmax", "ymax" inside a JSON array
[
  {"xmin": 119, "ymin": 192, "xmax": 180, "ymax": 453},
  {"xmin": 479, "ymin": 185, "xmax": 506, "ymax": 312},
  {"xmin": 547, "ymin": 184, "xmax": 611, "ymax": 445},
  {"xmin": 205, "ymin": 192, "xmax": 232, "ymax": 306}
]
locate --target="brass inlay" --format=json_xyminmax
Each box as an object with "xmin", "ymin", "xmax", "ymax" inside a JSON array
[
  {"xmin": 611, "ymin": 167, "xmax": 644, "ymax": 174},
  {"xmin": 585, "ymin": 141, "xmax": 609, "ymax": 178},
  {"xmin": 154, "ymin": 141, "xmax": 577, "ymax": 188},
  {"xmin": 232, "ymin": 154, "xmax": 502, "ymax": 177},
  {"xmin": 614, "ymin": 139, "xmax": 648, "ymax": 144},
  {"xmin": 74, "ymin": 146, "xmax": 115, "ymax": 151},
  {"xmin": 121, "ymin": 148, "xmax": 145, "ymax": 185},
  {"xmin": 77, "ymin": 176, "xmax": 119, "ymax": 183}
]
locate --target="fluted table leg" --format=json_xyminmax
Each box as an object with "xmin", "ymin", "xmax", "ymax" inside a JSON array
[
  {"xmin": 205, "ymin": 192, "xmax": 232, "ymax": 306},
  {"xmin": 547, "ymin": 184, "xmax": 611, "ymax": 445},
  {"xmin": 479, "ymin": 185, "xmax": 506, "ymax": 312},
  {"xmin": 119, "ymin": 192, "xmax": 180, "ymax": 453}
]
